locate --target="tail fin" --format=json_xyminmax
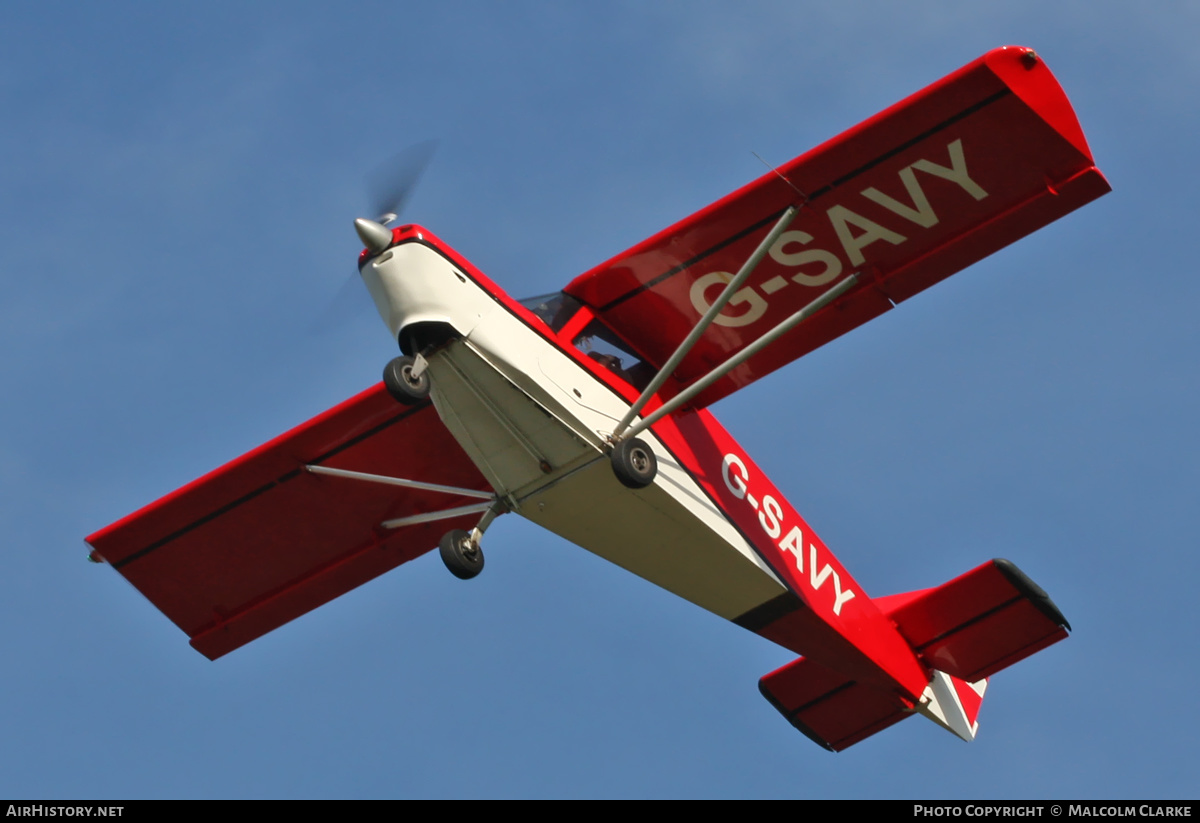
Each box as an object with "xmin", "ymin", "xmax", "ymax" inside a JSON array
[
  {"xmin": 759, "ymin": 559, "xmax": 1069, "ymax": 750},
  {"xmin": 915, "ymin": 670, "xmax": 988, "ymax": 742}
]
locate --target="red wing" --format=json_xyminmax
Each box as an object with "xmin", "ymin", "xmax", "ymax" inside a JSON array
[
  {"xmin": 86, "ymin": 385, "xmax": 490, "ymax": 660},
  {"xmin": 565, "ymin": 47, "xmax": 1110, "ymax": 408}
]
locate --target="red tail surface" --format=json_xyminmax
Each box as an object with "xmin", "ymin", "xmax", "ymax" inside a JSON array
[{"xmin": 760, "ymin": 559, "xmax": 1069, "ymax": 750}]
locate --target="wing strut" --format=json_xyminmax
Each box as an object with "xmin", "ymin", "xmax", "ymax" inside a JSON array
[
  {"xmin": 305, "ymin": 464, "xmax": 494, "ymax": 498},
  {"xmin": 305, "ymin": 464, "xmax": 501, "ymax": 531},
  {"xmin": 382, "ymin": 502, "xmax": 496, "ymax": 529},
  {"xmin": 611, "ymin": 204, "xmax": 800, "ymax": 439},
  {"xmin": 620, "ymin": 273, "xmax": 859, "ymax": 439}
]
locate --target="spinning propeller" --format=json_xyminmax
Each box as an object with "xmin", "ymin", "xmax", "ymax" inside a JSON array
[{"xmin": 355, "ymin": 140, "xmax": 438, "ymax": 252}]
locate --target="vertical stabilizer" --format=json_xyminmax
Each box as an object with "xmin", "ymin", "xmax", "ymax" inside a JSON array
[{"xmin": 917, "ymin": 671, "xmax": 989, "ymax": 742}]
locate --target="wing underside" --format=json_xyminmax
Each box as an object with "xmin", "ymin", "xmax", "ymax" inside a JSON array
[
  {"xmin": 564, "ymin": 46, "xmax": 1110, "ymax": 408},
  {"xmin": 87, "ymin": 385, "xmax": 491, "ymax": 660}
]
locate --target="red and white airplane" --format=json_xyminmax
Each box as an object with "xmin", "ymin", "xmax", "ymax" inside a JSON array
[{"xmin": 87, "ymin": 47, "xmax": 1108, "ymax": 751}]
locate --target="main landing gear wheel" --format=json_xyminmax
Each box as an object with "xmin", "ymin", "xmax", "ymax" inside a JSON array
[
  {"xmin": 439, "ymin": 529, "xmax": 484, "ymax": 580},
  {"xmin": 610, "ymin": 437, "xmax": 658, "ymax": 489},
  {"xmin": 382, "ymin": 355, "xmax": 430, "ymax": 405}
]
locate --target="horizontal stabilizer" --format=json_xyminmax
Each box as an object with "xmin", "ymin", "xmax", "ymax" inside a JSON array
[
  {"xmin": 878, "ymin": 558, "xmax": 1070, "ymax": 683},
  {"xmin": 759, "ymin": 655, "xmax": 913, "ymax": 751}
]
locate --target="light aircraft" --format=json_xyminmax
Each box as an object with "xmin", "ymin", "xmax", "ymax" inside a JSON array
[{"xmin": 87, "ymin": 47, "xmax": 1108, "ymax": 751}]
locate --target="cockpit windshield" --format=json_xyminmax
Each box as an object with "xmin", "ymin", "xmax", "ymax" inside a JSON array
[{"xmin": 571, "ymin": 319, "xmax": 654, "ymax": 391}]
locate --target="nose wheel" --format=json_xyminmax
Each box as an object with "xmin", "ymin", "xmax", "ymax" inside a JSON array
[{"xmin": 383, "ymin": 355, "xmax": 431, "ymax": 405}]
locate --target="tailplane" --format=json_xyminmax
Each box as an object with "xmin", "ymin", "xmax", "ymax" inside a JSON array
[
  {"xmin": 758, "ymin": 656, "xmax": 912, "ymax": 752},
  {"xmin": 759, "ymin": 559, "xmax": 1069, "ymax": 750},
  {"xmin": 877, "ymin": 558, "xmax": 1070, "ymax": 682}
]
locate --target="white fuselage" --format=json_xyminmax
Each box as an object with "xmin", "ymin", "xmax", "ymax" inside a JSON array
[{"xmin": 359, "ymin": 238, "xmax": 788, "ymax": 621}]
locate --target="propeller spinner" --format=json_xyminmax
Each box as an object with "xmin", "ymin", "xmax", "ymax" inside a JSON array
[{"xmin": 354, "ymin": 218, "xmax": 393, "ymax": 253}]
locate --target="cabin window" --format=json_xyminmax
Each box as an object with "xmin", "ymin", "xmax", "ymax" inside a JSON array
[
  {"xmin": 518, "ymin": 292, "xmax": 582, "ymax": 334},
  {"xmin": 572, "ymin": 319, "xmax": 654, "ymax": 391}
]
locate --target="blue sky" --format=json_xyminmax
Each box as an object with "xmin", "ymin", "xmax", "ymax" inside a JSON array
[{"xmin": 3, "ymin": 2, "xmax": 1195, "ymax": 799}]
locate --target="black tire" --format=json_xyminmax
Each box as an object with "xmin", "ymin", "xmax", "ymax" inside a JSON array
[
  {"xmin": 611, "ymin": 437, "xmax": 657, "ymax": 489},
  {"xmin": 439, "ymin": 529, "xmax": 484, "ymax": 580},
  {"xmin": 382, "ymin": 356, "xmax": 431, "ymax": 405}
]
